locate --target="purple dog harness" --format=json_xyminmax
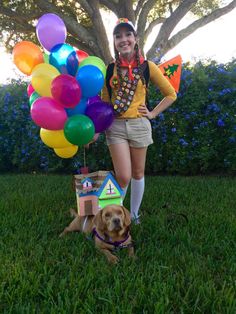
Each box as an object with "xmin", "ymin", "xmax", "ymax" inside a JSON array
[{"xmin": 92, "ymin": 227, "xmax": 133, "ymax": 250}]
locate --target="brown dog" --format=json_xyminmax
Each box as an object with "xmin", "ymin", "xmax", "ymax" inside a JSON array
[{"xmin": 60, "ymin": 205, "xmax": 134, "ymax": 264}]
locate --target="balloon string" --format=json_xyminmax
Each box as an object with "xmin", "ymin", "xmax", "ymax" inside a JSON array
[{"xmin": 83, "ymin": 147, "xmax": 86, "ymax": 168}]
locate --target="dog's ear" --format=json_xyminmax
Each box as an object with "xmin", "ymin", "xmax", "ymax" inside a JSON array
[
  {"xmin": 122, "ymin": 206, "xmax": 131, "ymax": 227},
  {"xmin": 93, "ymin": 209, "xmax": 105, "ymax": 232}
]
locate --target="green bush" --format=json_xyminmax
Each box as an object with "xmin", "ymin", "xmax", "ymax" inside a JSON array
[
  {"xmin": 147, "ymin": 59, "xmax": 236, "ymax": 174},
  {"xmin": 0, "ymin": 59, "xmax": 235, "ymax": 174}
]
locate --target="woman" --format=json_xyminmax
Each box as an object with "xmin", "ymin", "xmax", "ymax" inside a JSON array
[{"xmin": 101, "ymin": 18, "xmax": 177, "ymax": 223}]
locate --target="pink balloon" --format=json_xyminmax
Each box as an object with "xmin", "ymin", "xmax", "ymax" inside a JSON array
[
  {"xmin": 27, "ymin": 84, "xmax": 35, "ymax": 97},
  {"xmin": 51, "ymin": 74, "xmax": 82, "ymax": 108},
  {"xmin": 31, "ymin": 97, "xmax": 67, "ymax": 130}
]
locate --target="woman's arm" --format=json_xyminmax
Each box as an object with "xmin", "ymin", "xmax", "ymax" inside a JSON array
[
  {"xmin": 139, "ymin": 96, "xmax": 175, "ymax": 119},
  {"xmin": 139, "ymin": 61, "xmax": 177, "ymax": 119}
]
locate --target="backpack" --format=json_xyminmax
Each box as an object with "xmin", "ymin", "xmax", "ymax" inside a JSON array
[{"xmin": 105, "ymin": 60, "xmax": 150, "ymax": 106}]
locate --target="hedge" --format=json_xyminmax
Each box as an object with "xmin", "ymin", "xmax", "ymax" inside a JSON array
[{"xmin": 0, "ymin": 59, "xmax": 235, "ymax": 174}]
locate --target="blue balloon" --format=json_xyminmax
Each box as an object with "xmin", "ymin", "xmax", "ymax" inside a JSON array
[
  {"xmin": 76, "ymin": 65, "xmax": 104, "ymax": 98},
  {"xmin": 66, "ymin": 98, "xmax": 88, "ymax": 116},
  {"xmin": 49, "ymin": 43, "xmax": 79, "ymax": 76}
]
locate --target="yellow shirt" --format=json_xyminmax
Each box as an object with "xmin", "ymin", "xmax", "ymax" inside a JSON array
[{"xmin": 101, "ymin": 60, "xmax": 177, "ymax": 119}]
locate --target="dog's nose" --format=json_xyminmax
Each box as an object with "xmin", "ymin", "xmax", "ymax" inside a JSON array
[{"xmin": 113, "ymin": 218, "xmax": 120, "ymax": 226}]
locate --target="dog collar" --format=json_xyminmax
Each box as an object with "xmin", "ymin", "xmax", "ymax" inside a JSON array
[{"xmin": 92, "ymin": 227, "xmax": 131, "ymax": 248}]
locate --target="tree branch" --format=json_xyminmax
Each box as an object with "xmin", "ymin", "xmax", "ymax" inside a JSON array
[
  {"xmin": 0, "ymin": 5, "xmax": 40, "ymax": 22},
  {"xmin": 66, "ymin": 35, "xmax": 94, "ymax": 55},
  {"xmin": 99, "ymin": 0, "xmax": 119, "ymax": 15},
  {"xmin": 76, "ymin": 0, "xmax": 93, "ymax": 16},
  {"xmin": 135, "ymin": 0, "xmax": 147, "ymax": 20},
  {"xmin": 87, "ymin": 0, "xmax": 112, "ymax": 61},
  {"xmin": 136, "ymin": 0, "xmax": 157, "ymax": 49},
  {"xmin": 167, "ymin": 0, "xmax": 236, "ymax": 52},
  {"xmin": 144, "ymin": 17, "xmax": 166, "ymax": 43},
  {"xmin": 147, "ymin": 0, "xmax": 198, "ymax": 58},
  {"xmin": 116, "ymin": 0, "xmax": 135, "ymax": 22}
]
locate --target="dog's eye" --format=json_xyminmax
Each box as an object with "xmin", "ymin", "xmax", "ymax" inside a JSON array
[{"xmin": 105, "ymin": 213, "xmax": 111, "ymax": 218}]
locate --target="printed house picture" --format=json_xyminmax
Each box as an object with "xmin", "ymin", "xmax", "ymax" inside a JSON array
[{"xmin": 74, "ymin": 170, "xmax": 124, "ymax": 216}]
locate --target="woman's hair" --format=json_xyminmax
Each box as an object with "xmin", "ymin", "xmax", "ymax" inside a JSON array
[
  {"xmin": 134, "ymin": 43, "xmax": 145, "ymax": 86},
  {"xmin": 114, "ymin": 40, "xmax": 146, "ymax": 86}
]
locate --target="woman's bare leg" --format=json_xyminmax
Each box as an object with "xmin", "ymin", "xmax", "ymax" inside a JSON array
[{"xmin": 108, "ymin": 142, "xmax": 132, "ymax": 188}]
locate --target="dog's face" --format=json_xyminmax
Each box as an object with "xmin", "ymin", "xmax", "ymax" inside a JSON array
[{"xmin": 93, "ymin": 205, "xmax": 131, "ymax": 234}]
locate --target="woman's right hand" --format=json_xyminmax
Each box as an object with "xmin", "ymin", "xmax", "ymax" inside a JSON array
[{"xmin": 85, "ymin": 133, "xmax": 100, "ymax": 149}]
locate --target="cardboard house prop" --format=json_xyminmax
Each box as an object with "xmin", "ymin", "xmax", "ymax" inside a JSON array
[{"xmin": 74, "ymin": 170, "xmax": 124, "ymax": 216}]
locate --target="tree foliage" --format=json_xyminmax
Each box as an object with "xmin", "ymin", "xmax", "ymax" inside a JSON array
[{"xmin": 0, "ymin": 0, "xmax": 236, "ymax": 63}]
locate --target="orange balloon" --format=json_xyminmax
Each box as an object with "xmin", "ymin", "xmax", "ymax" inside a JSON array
[{"xmin": 13, "ymin": 41, "xmax": 44, "ymax": 75}]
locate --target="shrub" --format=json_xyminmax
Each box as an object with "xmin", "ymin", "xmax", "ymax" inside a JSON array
[
  {"xmin": 0, "ymin": 59, "xmax": 235, "ymax": 174},
  {"xmin": 146, "ymin": 59, "xmax": 236, "ymax": 174}
]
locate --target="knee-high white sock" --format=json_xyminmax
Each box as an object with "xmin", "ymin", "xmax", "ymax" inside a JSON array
[{"xmin": 130, "ymin": 177, "xmax": 145, "ymax": 219}]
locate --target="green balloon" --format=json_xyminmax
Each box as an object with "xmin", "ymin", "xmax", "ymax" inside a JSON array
[
  {"xmin": 79, "ymin": 56, "xmax": 106, "ymax": 78},
  {"xmin": 43, "ymin": 53, "xmax": 49, "ymax": 64},
  {"xmin": 64, "ymin": 114, "xmax": 95, "ymax": 146},
  {"xmin": 29, "ymin": 91, "xmax": 40, "ymax": 107}
]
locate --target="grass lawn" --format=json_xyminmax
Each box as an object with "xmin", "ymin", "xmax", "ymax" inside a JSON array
[{"xmin": 0, "ymin": 174, "xmax": 235, "ymax": 313}]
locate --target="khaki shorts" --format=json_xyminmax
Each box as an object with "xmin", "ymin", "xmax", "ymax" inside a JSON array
[{"xmin": 105, "ymin": 117, "xmax": 153, "ymax": 148}]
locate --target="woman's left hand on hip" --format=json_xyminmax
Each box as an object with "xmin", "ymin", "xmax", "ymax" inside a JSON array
[{"xmin": 138, "ymin": 104, "xmax": 154, "ymax": 120}]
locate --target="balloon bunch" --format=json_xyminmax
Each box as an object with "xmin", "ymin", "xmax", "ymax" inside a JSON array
[{"xmin": 12, "ymin": 13, "xmax": 114, "ymax": 158}]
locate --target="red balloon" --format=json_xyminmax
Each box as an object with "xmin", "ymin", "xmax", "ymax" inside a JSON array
[
  {"xmin": 27, "ymin": 84, "xmax": 35, "ymax": 97},
  {"xmin": 51, "ymin": 74, "xmax": 82, "ymax": 108},
  {"xmin": 76, "ymin": 50, "xmax": 89, "ymax": 62}
]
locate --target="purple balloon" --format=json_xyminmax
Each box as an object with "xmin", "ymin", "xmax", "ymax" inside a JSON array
[
  {"xmin": 85, "ymin": 101, "xmax": 114, "ymax": 133},
  {"xmin": 36, "ymin": 13, "xmax": 67, "ymax": 51},
  {"xmin": 87, "ymin": 95, "xmax": 101, "ymax": 106}
]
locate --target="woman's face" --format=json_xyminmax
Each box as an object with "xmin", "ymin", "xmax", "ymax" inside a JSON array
[{"xmin": 114, "ymin": 27, "xmax": 137, "ymax": 59}]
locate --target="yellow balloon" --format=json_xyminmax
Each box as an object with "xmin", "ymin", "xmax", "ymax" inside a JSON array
[
  {"xmin": 40, "ymin": 128, "xmax": 72, "ymax": 148},
  {"xmin": 31, "ymin": 63, "xmax": 60, "ymax": 97},
  {"xmin": 54, "ymin": 146, "xmax": 78, "ymax": 158}
]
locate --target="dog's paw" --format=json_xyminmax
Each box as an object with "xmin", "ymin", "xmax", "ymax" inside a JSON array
[
  {"xmin": 69, "ymin": 208, "xmax": 77, "ymax": 217},
  {"xmin": 108, "ymin": 254, "xmax": 119, "ymax": 264},
  {"xmin": 59, "ymin": 231, "xmax": 65, "ymax": 237},
  {"xmin": 128, "ymin": 250, "xmax": 137, "ymax": 261}
]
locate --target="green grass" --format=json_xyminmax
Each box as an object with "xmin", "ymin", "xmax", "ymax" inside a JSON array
[{"xmin": 0, "ymin": 174, "xmax": 235, "ymax": 313}]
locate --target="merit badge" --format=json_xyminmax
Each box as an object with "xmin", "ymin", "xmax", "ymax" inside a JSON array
[{"xmin": 109, "ymin": 75, "xmax": 119, "ymax": 89}]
